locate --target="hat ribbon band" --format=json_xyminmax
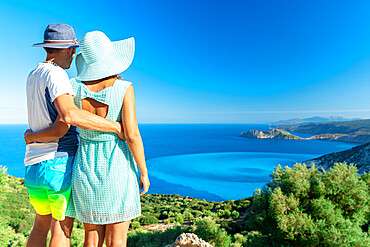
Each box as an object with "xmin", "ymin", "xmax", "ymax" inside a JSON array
[{"xmin": 44, "ymin": 39, "xmax": 78, "ymax": 44}]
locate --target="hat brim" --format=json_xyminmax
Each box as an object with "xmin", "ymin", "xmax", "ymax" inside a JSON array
[
  {"xmin": 32, "ymin": 42, "xmax": 79, "ymax": 48},
  {"xmin": 75, "ymin": 37, "xmax": 134, "ymax": 81}
]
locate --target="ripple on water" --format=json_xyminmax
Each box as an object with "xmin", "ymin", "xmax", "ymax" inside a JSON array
[{"xmin": 147, "ymin": 152, "xmax": 317, "ymax": 201}]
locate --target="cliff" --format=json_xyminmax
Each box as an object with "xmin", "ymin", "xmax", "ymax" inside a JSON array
[
  {"xmin": 307, "ymin": 133, "xmax": 370, "ymax": 143},
  {"xmin": 304, "ymin": 142, "xmax": 370, "ymax": 175},
  {"xmin": 240, "ymin": 129, "xmax": 303, "ymax": 140}
]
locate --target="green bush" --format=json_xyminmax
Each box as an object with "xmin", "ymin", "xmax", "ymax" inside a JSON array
[
  {"xmin": 194, "ymin": 217, "xmax": 232, "ymax": 247},
  {"xmin": 243, "ymin": 162, "xmax": 370, "ymax": 246},
  {"xmin": 164, "ymin": 218, "xmax": 174, "ymax": 224},
  {"xmin": 130, "ymin": 221, "xmax": 142, "ymax": 230},
  {"xmin": 159, "ymin": 210, "xmax": 169, "ymax": 220},
  {"xmin": 231, "ymin": 210, "xmax": 239, "ymax": 219},
  {"xmin": 70, "ymin": 221, "xmax": 85, "ymax": 247},
  {"xmin": 175, "ymin": 214, "xmax": 184, "ymax": 224},
  {"xmin": 0, "ymin": 173, "xmax": 35, "ymax": 245},
  {"xmin": 183, "ymin": 210, "xmax": 194, "ymax": 220},
  {"xmin": 139, "ymin": 215, "xmax": 159, "ymax": 225}
]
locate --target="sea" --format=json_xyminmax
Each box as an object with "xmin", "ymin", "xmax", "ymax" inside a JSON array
[{"xmin": 0, "ymin": 124, "xmax": 356, "ymax": 202}]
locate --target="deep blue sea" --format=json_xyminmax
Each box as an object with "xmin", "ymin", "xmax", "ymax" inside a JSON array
[{"xmin": 0, "ymin": 124, "xmax": 356, "ymax": 202}]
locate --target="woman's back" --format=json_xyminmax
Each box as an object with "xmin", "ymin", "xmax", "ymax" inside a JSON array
[{"xmin": 70, "ymin": 78, "xmax": 132, "ymax": 141}]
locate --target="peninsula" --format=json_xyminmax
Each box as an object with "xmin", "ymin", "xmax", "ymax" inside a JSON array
[
  {"xmin": 241, "ymin": 119, "xmax": 370, "ymax": 144},
  {"xmin": 240, "ymin": 129, "xmax": 303, "ymax": 140}
]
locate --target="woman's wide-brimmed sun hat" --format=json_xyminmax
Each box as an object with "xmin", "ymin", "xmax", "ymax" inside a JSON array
[{"xmin": 76, "ymin": 31, "xmax": 134, "ymax": 81}]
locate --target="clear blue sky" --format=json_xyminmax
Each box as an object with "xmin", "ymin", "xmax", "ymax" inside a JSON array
[{"xmin": 2, "ymin": 0, "xmax": 370, "ymax": 124}]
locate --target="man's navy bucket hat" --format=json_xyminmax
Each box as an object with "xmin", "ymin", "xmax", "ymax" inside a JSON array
[{"xmin": 32, "ymin": 23, "xmax": 79, "ymax": 48}]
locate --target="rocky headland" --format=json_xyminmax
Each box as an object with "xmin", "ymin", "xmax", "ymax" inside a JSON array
[
  {"xmin": 240, "ymin": 129, "xmax": 303, "ymax": 140},
  {"xmin": 242, "ymin": 118, "xmax": 370, "ymax": 144},
  {"xmin": 306, "ymin": 133, "xmax": 370, "ymax": 143},
  {"xmin": 303, "ymin": 142, "xmax": 370, "ymax": 175}
]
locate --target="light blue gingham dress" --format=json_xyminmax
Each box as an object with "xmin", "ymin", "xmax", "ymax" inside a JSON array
[{"xmin": 66, "ymin": 78, "xmax": 141, "ymax": 224}]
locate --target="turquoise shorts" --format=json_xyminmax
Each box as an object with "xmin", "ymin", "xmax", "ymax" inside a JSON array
[{"xmin": 25, "ymin": 156, "xmax": 74, "ymax": 221}]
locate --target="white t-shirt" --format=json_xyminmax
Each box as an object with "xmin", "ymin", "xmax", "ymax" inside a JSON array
[{"xmin": 25, "ymin": 63, "xmax": 79, "ymax": 166}]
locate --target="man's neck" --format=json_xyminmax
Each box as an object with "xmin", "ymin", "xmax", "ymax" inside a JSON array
[{"xmin": 45, "ymin": 56, "xmax": 64, "ymax": 69}]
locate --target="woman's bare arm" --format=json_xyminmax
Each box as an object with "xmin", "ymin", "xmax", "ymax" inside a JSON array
[
  {"xmin": 122, "ymin": 84, "xmax": 150, "ymax": 196},
  {"xmin": 24, "ymin": 115, "xmax": 70, "ymax": 144}
]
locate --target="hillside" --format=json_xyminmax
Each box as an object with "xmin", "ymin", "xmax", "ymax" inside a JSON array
[
  {"xmin": 280, "ymin": 119, "xmax": 370, "ymax": 135},
  {"xmin": 270, "ymin": 119, "xmax": 370, "ymax": 143},
  {"xmin": 270, "ymin": 116, "xmax": 359, "ymax": 125},
  {"xmin": 0, "ymin": 170, "xmax": 251, "ymax": 246},
  {"xmin": 1, "ymin": 163, "xmax": 368, "ymax": 246},
  {"xmin": 304, "ymin": 142, "xmax": 370, "ymax": 175}
]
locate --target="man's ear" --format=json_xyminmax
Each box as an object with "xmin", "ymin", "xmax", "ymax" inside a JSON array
[{"xmin": 67, "ymin": 48, "xmax": 73, "ymax": 56}]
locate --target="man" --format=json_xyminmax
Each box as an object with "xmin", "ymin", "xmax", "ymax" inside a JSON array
[{"xmin": 24, "ymin": 23, "xmax": 124, "ymax": 247}]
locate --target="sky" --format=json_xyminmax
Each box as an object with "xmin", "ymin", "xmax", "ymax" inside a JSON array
[{"xmin": 1, "ymin": 0, "xmax": 370, "ymax": 124}]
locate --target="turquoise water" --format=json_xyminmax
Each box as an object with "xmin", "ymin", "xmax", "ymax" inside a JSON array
[
  {"xmin": 0, "ymin": 124, "xmax": 356, "ymax": 201},
  {"xmin": 148, "ymin": 152, "xmax": 317, "ymax": 201}
]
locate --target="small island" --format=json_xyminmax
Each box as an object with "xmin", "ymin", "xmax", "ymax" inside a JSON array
[{"xmin": 240, "ymin": 129, "xmax": 303, "ymax": 140}]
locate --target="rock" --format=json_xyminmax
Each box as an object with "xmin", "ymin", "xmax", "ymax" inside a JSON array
[
  {"xmin": 307, "ymin": 133, "xmax": 370, "ymax": 143},
  {"xmin": 240, "ymin": 129, "xmax": 303, "ymax": 140},
  {"xmin": 304, "ymin": 142, "xmax": 370, "ymax": 175},
  {"xmin": 164, "ymin": 233, "xmax": 213, "ymax": 247}
]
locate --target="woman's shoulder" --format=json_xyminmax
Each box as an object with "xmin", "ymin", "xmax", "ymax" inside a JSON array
[
  {"xmin": 69, "ymin": 77, "xmax": 82, "ymax": 86},
  {"xmin": 116, "ymin": 79, "xmax": 132, "ymax": 87},
  {"xmin": 69, "ymin": 78, "xmax": 82, "ymax": 93},
  {"xmin": 115, "ymin": 79, "xmax": 133, "ymax": 93}
]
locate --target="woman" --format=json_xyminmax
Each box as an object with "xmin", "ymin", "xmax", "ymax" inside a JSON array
[
  {"xmin": 68, "ymin": 31, "xmax": 149, "ymax": 246},
  {"xmin": 27, "ymin": 31, "xmax": 150, "ymax": 246}
]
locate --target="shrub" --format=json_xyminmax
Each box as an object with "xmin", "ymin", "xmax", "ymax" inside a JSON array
[
  {"xmin": 159, "ymin": 210, "xmax": 169, "ymax": 220},
  {"xmin": 175, "ymin": 214, "xmax": 184, "ymax": 224},
  {"xmin": 194, "ymin": 217, "xmax": 232, "ymax": 247},
  {"xmin": 164, "ymin": 218, "xmax": 174, "ymax": 224},
  {"xmin": 139, "ymin": 215, "xmax": 159, "ymax": 225},
  {"xmin": 231, "ymin": 210, "xmax": 239, "ymax": 219},
  {"xmin": 183, "ymin": 210, "xmax": 194, "ymax": 221},
  {"xmin": 243, "ymin": 162, "xmax": 370, "ymax": 246},
  {"xmin": 131, "ymin": 221, "xmax": 141, "ymax": 230}
]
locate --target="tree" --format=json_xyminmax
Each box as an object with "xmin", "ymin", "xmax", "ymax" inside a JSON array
[{"xmin": 243, "ymin": 162, "xmax": 370, "ymax": 246}]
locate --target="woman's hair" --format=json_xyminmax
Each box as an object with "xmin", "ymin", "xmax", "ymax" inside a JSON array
[
  {"xmin": 89, "ymin": 75, "xmax": 122, "ymax": 83},
  {"xmin": 83, "ymin": 75, "xmax": 122, "ymax": 82},
  {"xmin": 106, "ymin": 75, "xmax": 122, "ymax": 80}
]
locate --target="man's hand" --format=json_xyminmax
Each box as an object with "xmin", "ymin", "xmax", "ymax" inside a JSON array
[
  {"xmin": 139, "ymin": 173, "xmax": 150, "ymax": 196},
  {"xmin": 24, "ymin": 129, "xmax": 33, "ymax": 145},
  {"xmin": 115, "ymin": 122, "xmax": 125, "ymax": 141}
]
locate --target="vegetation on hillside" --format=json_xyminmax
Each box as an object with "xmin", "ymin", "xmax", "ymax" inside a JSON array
[
  {"xmin": 0, "ymin": 162, "xmax": 369, "ymax": 246},
  {"xmin": 282, "ymin": 119, "xmax": 370, "ymax": 135}
]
